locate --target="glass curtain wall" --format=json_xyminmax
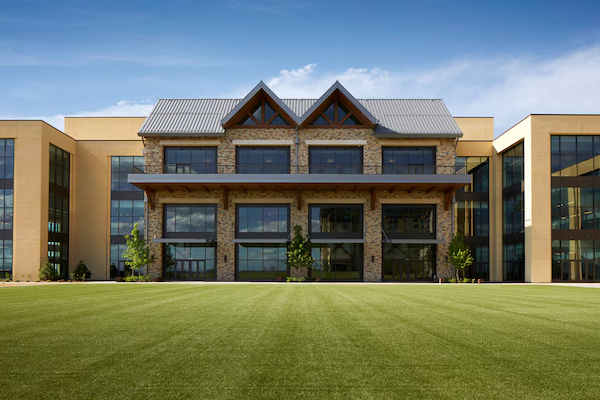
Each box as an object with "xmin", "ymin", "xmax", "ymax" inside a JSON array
[
  {"xmin": 502, "ymin": 143, "xmax": 525, "ymax": 281},
  {"xmin": 455, "ymin": 156, "xmax": 490, "ymax": 280},
  {"xmin": 110, "ymin": 156, "xmax": 145, "ymax": 278},
  {"xmin": 551, "ymin": 135, "xmax": 600, "ymax": 281},
  {"xmin": 0, "ymin": 140, "xmax": 13, "ymax": 278},
  {"xmin": 48, "ymin": 144, "xmax": 70, "ymax": 279}
]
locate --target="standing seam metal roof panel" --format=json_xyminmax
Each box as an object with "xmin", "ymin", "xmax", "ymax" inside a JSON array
[{"xmin": 138, "ymin": 98, "xmax": 462, "ymax": 136}]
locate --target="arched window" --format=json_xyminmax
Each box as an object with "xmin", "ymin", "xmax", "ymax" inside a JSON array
[{"xmin": 236, "ymin": 98, "xmax": 291, "ymax": 126}]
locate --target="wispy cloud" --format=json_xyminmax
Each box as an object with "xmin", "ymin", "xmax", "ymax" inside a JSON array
[
  {"xmin": 262, "ymin": 46, "xmax": 600, "ymax": 134},
  {"xmin": 0, "ymin": 100, "xmax": 155, "ymax": 131},
  {"xmin": 229, "ymin": 0, "xmax": 309, "ymax": 15}
]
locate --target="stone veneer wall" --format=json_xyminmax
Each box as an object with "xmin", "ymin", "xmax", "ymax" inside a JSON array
[{"xmin": 143, "ymin": 131, "xmax": 456, "ymax": 281}]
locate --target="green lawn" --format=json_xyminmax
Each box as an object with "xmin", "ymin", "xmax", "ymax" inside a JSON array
[{"xmin": 0, "ymin": 284, "xmax": 598, "ymax": 399}]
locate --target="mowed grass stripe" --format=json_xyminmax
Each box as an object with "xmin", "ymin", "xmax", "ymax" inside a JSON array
[{"xmin": 0, "ymin": 284, "xmax": 598, "ymax": 399}]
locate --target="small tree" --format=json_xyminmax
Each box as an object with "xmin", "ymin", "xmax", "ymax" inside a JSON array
[
  {"xmin": 123, "ymin": 223, "xmax": 153, "ymax": 277},
  {"xmin": 286, "ymin": 225, "xmax": 315, "ymax": 277},
  {"xmin": 72, "ymin": 260, "xmax": 92, "ymax": 281},
  {"xmin": 39, "ymin": 259, "xmax": 58, "ymax": 281},
  {"xmin": 447, "ymin": 234, "xmax": 474, "ymax": 279}
]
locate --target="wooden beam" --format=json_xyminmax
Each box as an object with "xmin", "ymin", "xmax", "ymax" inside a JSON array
[
  {"xmin": 182, "ymin": 186, "xmax": 191, "ymax": 193},
  {"xmin": 297, "ymin": 190, "xmax": 302, "ymax": 211},
  {"xmin": 426, "ymin": 186, "xmax": 435, "ymax": 194},
  {"xmin": 444, "ymin": 189, "xmax": 455, "ymax": 211},
  {"xmin": 407, "ymin": 186, "xmax": 416, "ymax": 193},
  {"xmin": 198, "ymin": 185, "xmax": 207, "ymax": 192},
  {"xmin": 371, "ymin": 190, "xmax": 377, "ymax": 211},
  {"xmin": 162, "ymin": 186, "xmax": 173, "ymax": 193},
  {"xmin": 222, "ymin": 187, "xmax": 228, "ymax": 210},
  {"xmin": 146, "ymin": 190, "xmax": 156, "ymax": 211},
  {"xmin": 238, "ymin": 186, "xmax": 246, "ymax": 193}
]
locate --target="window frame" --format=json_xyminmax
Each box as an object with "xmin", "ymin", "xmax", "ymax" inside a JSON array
[
  {"xmin": 236, "ymin": 146, "xmax": 290, "ymax": 174},
  {"xmin": 235, "ymin": 204, "xmax": 290, "ymax": 239},
  {"xmin": 308, "ymin": 146, "xmax": 363, "ymax": 174},
  {"xmin": 382, "ymin": 147, "xmax": 437, "ymax": 174},
  {"xmin": 308, "ymin": 204, "xmax": 364, "ymax": 240},
  {"xmin": 381, "ymin": 204, "xmax": 436, "ymax": 239},
  {"xmin": 163, "ymin": 204, "xmax": 217, "ymax": 239},
  {"xmin": 164, "ymin": 146, "xmax": 218, "ymax": 174}
]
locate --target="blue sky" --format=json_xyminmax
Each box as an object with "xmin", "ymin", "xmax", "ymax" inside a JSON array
[{"xmin": 1, "ymin": 0, "xmax": 599, "ymax": 134}]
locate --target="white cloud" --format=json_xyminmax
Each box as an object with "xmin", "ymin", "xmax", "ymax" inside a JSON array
[
  {"xmin": 0, "ymin": 100, "xmax": 154, "ymax": 132},
  {"xmin": 264, "ymin": 47, "xmax": 600, "ymax": 135}
]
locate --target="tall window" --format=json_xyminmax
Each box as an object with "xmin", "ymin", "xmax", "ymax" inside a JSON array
[
  {"xmin": 551, "ymin": 135, "xmax": 600, "ymax": 176},
  {"xmin": 309, "ymin": 147, "xmax": 362, "ymax": 174},
  {"xmin": 237, "ymin": 244, "xmax": 287, "ymax": 281},
  {"xmin": 382, "ymin": 147, "xmax": 436, "ymax": 174},
  {"xmin": 311, "ymin": 243, "xmax": 363, "ymax": 281},
  {"xmin": 309, "ymin": 205, "xmax": 363, "ymax": 239},
  {"xmin": 48, "ymin": 144, "xmax": 70, "ymax": 279},
  {"xmin": 502, "ymin": 143, "xmax": 524, "ymax": 281},
  {"xmin": 236, "ymin": 205, "xmax": 289, "ymax": 239},
  {"xmin": 110, "ymin": 156, "xmax": 145, "ymax": 278},
  {"xmin": 308, "ymin": 98, "xmax": 362, "ymax": 126},
  {"xmin": 383, "ymin": 243, "xmax": 435, "ymax": 281},
  {"xmin": 236, "ymin": 147, "xmax": 289, "ymax": 174},
  {"xmin": 164, "ymin": 244, "xmax": 216, "ymax": 281},
  {"xmin": 165, "ymin": 147, "xmax": 217, "ymax": 174},
  {"xmin": 552, "ymin": 240, "xmax": 600, "ymax": 282},
  {"xmin": 382, "ymin": 205, "xmax": 435, "ymax": 239},
  {"xmin": 455, "ymin": 156, "xmax": 490, "ymax": 280},
  {"xmin": 164, "ymin": 205, "xmax": 216, "ymax": 238},
  {"xmin": 0, "ymin": 139, "xmax": 13, "ymax": 278},
  {"xmin": 235, "ymin": 98, "xmax": 291, "ymax": 126}
]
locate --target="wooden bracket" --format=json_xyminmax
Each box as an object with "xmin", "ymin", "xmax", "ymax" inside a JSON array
[
  {"xmin": 426, "ymin": 186, "xmax": 435, "ymax": 194},
  {"xmin": 444, "ymin": 189, "xmax": 455, "ymax": 211},
  {"xmin": 407, "ymin": 186, "xmax": 416, "ymax": 193},
  {"xmin": 146, "ymin": 190, "xmax": 156, "ymax": 211},
  {"xmin": 222, "ymin": 187, "xmax": 228, "ymax": 210},
  {"xmin": 297, "ymin": 190, "xmax": 302, "ymax": 211},
  {"xmin": 162, "ymin": 185, "xmax": 173, "ymax": 193},
  {"xmin": 371, "ymin": 189, "xmax": 377, "ymax": 210},
  {"xmin": 182, "ymin": 186, "xmax": 191, "ymax": 193}
]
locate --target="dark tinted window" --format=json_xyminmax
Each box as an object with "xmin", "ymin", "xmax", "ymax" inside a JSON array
[
  {"xmin": 237, "ymin": 147, "xmax": 289, "ymax": 174},
  {"xmin": 309, "ymin": 147, "xmax": 362, "ymax": 174},
  {"xmin": 165, "ymin": 147, "xmax": 217, "ymax": 174}
]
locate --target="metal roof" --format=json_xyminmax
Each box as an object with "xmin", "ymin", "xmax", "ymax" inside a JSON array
[{"xmin": 139, "ymin": 95, "xmax": 462, "ymax": 137}]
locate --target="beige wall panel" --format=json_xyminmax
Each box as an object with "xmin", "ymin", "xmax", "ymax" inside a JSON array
[
  {"xmin": 71, "ymin": 140, "xmax": 143, "ymax": 280},
  {"xmin": 454, "ymin": 117, "xmax": 494, "ymax": 141},
  {"xmin": 455, "ymin": 141, "xmax": 493, "ymax": 157},
  {"xmin": 64, "ymin": 117, "xmax": 145, "ymax": 141}
]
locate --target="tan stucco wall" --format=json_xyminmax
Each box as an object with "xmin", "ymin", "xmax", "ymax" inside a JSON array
[
  {"xmin": 0, "ymin": 121, "xmax": 77, "ymax": 279},
  {"xmin": 65, "ymin": 117, "xmax": 146, "ymax": 141},
  {"xmin": 66, "ymin": 117, "xmax": 144, "ymax": 280},
  {"xmin": 454, "ymin": 117, "xmax": 494, "ymax": 141}
]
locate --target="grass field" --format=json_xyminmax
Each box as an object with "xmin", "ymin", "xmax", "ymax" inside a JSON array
[{"xmin": 0, "ymin": 284, "xmax": 599, "ymax": 399}]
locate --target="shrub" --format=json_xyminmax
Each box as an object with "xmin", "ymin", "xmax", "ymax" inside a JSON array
[
  {"xmin": 286, "ymin": 276, "xmax": 306, "ymax": 282},
  {"xmin": 449, "ymin": 277, "xmax": 457, "ymax": 283},
  {"xmin": 38, "ymin": 260, "xmax": 58, "ymax": 281},
  {"xmin": 3, "ymin": 273, "xmax": 11, "ymax": 282},
  {"xmin": 71, "ymin": 261, "xmax": 92, "ymax": 281},
  {"xmin": 110, "ymin": 263, "xmax": 118, "ymax": 279},
  {"xmin": 124, "ymin": 275, "xmax": 152, "ymax": 282},
  {"xmin": 462, "ymin": 277, "xmax": 471, "ymax": 283},
  {"xmin": 471, "ymin": 278, "xmax": 476, "ymax": 283}
]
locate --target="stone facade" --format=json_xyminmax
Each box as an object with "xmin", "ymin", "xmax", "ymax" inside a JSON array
[{"xmin": 143, "ymin": 128, "xmax": 457, "ymax": 281}]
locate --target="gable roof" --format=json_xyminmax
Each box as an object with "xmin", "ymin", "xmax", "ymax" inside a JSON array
[{"xmin": 138, "ymin": 83, "xmax": 463, "ymax": 137}]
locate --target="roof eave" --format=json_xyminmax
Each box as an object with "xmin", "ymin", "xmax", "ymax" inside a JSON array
[{"xmin": 373, "ymin": 132, "xmax": 463, "ymax": 138}]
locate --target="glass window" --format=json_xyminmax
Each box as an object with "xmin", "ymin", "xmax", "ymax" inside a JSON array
[
  {"xmin": 164, "ymin": 205, "xmax": 216, "ymax": 238},
  {"xmin": 165, "ymin": 147, "xmax": 217, "ymax": 174},
  {"xmin": 309, "ymin": 147, "xmax": 362, "ymax": 174},
  {"xmin": 382, "ymin": 205, "xmax": 435, "ymax": 239},
  {"xmin": 310, "ymin": 243, "xmax": 363, "ymax": 281},
  {"xmin": 164, "ymin": 243, "xmax": 216, "ymax": 280},
  {"xmin": 383, "ymin": 243, "xmax": 435, "ymax": 281},
  {"xmin": 235, "ymin": 98, "xmax": 291, "ymax": 126},
  {"xmin": 48, "ymin": 144, "xmax": 70, "ymax": 279},
  {"xmin": 551, "ymin": 135, "xmax": 600, "ymax": 177},
  {"xmin": 308, "ymin": 98, "xmax": 364, "ymax": 126},
  {"xmin": 383, "ymin": 147, "xmax": 436, "ymax": 174},
  {"xmin": 309, "ymin": 205, "xmax": 363, "ymax": 239},
  {"xmin": 236, "ymin": 147, "xmax": 289, "ymax": 174},
  {"xmin": 236, "ymin": 205, "xmax": 289, "ymax": 238},
  {"xmin": 237, "ymin": 244, "xmax": 287, "ymax": 281}
]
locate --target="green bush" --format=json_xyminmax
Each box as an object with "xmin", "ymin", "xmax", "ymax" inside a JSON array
[
  {"xmin": 462, "ymin": 277, "xmax": 471, "ymax": 283},
  {"xmin": 71, "ymin": 261, "xmax": 92, "ymax": 281},
  {"xmin": 449, "ymin": 277, "xmax": 457, "ymax": 283},
  {"xmin": 471, "ymin": 278, "xmax": 476, "ymax": 283},
  {"xmin": 38, "ymin": 260, "xmax": 58, "ymax": 281},
  {"xmin": 2, "ymin": 273, "xmax": 11, "ymax": 282},
  {"xmin": 286, "ymin": 276, "xmax": 306, "ymax": 283},
  {"xmin": 124, "ymin": 275, "xmax": 152, "ymax": 282}
]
